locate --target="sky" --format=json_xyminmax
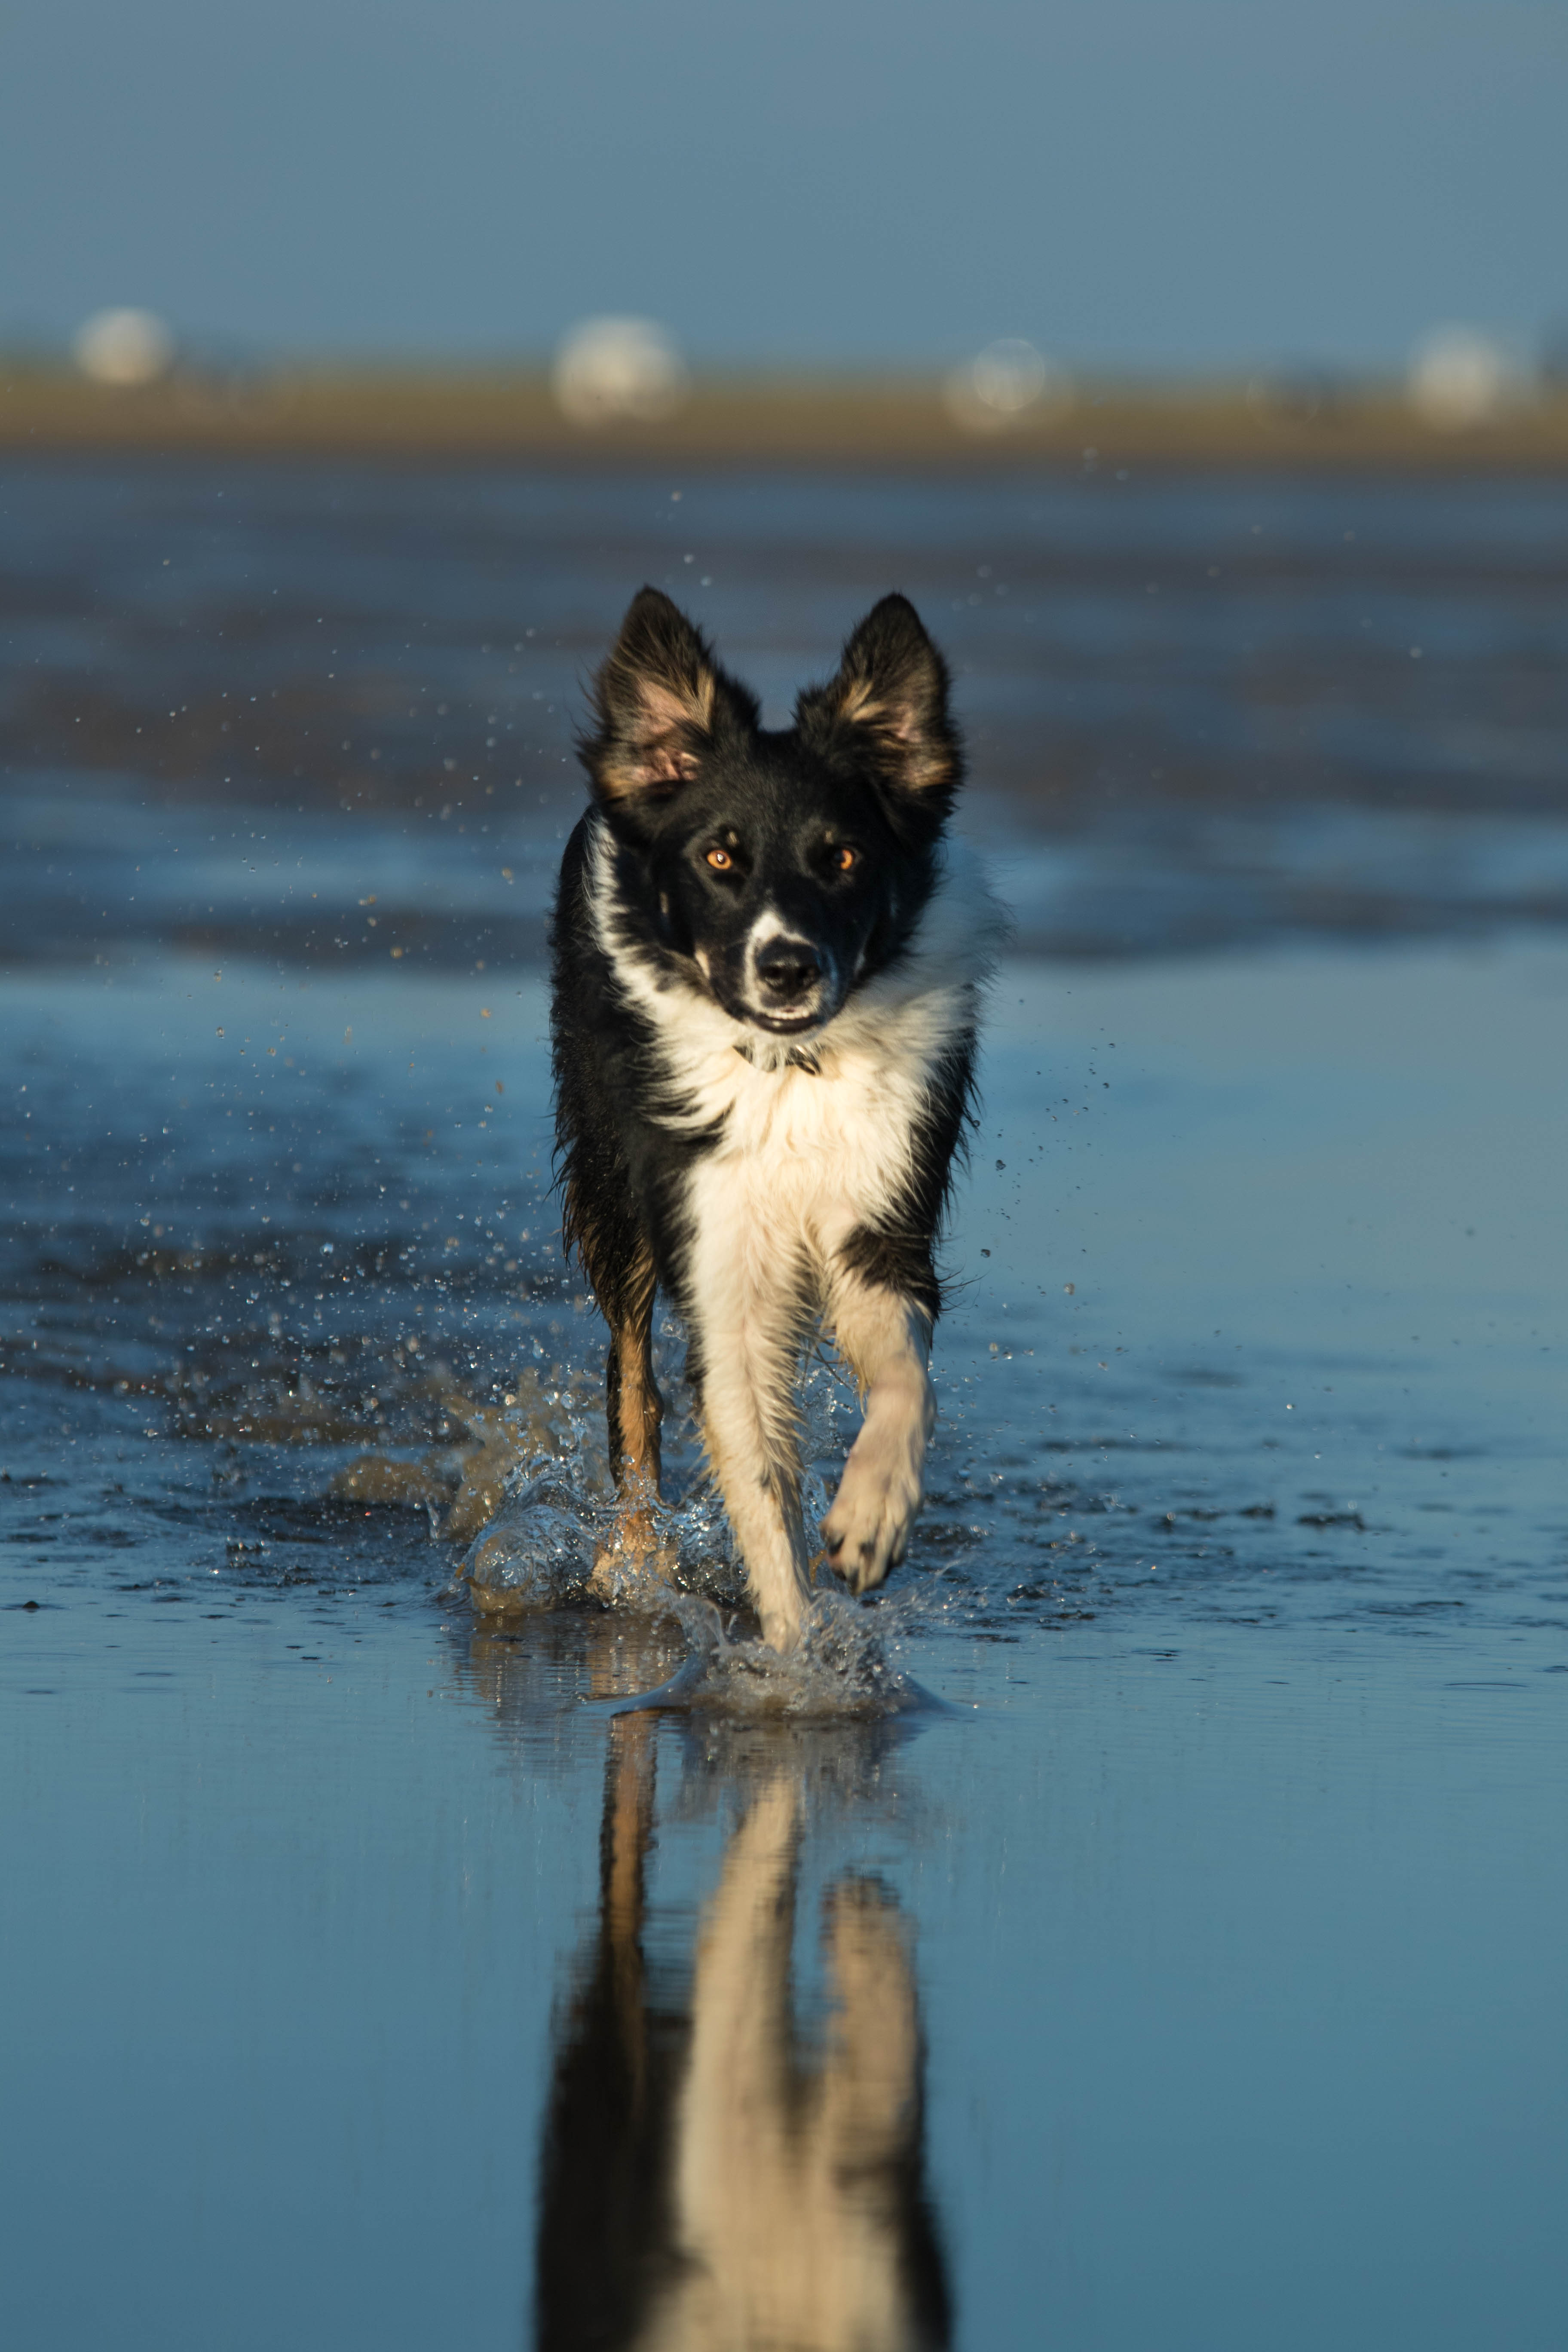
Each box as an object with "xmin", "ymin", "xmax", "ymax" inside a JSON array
[{"xmin": 3, "ymin": 0, "xmax": 1566, "ymax": 371}]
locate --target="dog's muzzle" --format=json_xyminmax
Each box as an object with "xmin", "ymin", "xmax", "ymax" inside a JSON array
[{"xmin": 745, "ymin": 933, "xmax": 837, "ymax": 1031}]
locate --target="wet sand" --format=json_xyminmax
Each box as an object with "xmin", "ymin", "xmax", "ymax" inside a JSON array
[{"xmin": 2, "ymin": 464, "xmax": 1566, "ymax": 2349}]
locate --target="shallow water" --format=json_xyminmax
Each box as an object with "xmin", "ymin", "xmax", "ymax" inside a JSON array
[{"xmin": 3, "ymin": 466, "xmax": 1567, "ymax": 2349}]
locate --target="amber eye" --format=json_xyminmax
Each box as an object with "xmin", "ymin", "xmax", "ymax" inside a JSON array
[
  {"xmin": 835, "ymin": 845, "xmax": 858, "ymax": 872},
  {"xmin": 705, "ymin": 846, "xmax": 734, "ymax": 871}
]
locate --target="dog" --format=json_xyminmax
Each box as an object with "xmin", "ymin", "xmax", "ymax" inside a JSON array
[{"xmin": 550, "ymin": 588, "xmax": 1002, "ymax": 1651}]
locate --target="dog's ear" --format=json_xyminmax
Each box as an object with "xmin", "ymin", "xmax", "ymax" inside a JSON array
[
  {"xmin": 795, "ymin": 595, "xmax": 961, "ymax": 806},
  {"xmin": 582, "ymin": 588, "xmax": 756, "ymax": 804}
]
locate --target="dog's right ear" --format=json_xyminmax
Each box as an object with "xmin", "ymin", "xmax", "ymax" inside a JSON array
[
  {"xmin": 794, "ymin": 595, "xmax": 961, "ymax": 812},
  {"xmin": 581, "ymin": 588, "xmax": 756, "ymax": 805}
]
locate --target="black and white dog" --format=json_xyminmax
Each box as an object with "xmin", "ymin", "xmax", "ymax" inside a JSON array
[{"xmin": 550, "ymin": 589, "xmax": 1002, "ymax": 1651}]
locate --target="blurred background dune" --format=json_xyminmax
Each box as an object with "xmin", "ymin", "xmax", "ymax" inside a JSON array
[{"xmin": 2, "ymin": 0, "xmax": 1565, "ymax": 464}]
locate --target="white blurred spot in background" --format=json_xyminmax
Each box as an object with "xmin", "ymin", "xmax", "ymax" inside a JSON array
[
  {"xmin": 552, "ymin": 317, "xmax": 689, "ymax": 425},
  {"xmin": 1406, "ymin": 326, "xmax": 1528, "ymax": 429},
  {"xmin": 73, "ymin": 307, "xmax": 175, "ymax": 387},
  {"xmin": 943, "ymin": 338, "xmax": 1072, "ymax": 433}
]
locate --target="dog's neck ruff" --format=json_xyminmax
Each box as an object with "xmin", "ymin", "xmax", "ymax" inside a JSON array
[{"xmin": 585, "ymin": 815, "xmax": 1007, "ymax": 1140}]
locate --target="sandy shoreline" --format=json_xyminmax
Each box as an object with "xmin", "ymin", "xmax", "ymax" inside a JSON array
[{"xmin": 6, "ymin": 363, "xmax": 1568, "ymax": 470}]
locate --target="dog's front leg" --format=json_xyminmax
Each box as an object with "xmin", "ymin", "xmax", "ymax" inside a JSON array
[
  {"xmin": 697, "ymin": 1329, "xmax": 813, "ymax": 1652},
  {"xmin": 821, "ymin": 1275, "xmax": 936, "ymax": 1596},
  {"xmin": 685, "ymin": 1194, "xmax": 813, "ymax": 1652}
]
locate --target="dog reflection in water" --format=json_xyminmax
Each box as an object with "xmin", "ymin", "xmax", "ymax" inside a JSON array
[{"xmin": 535, "ymin": 1716, "xmax": 950, "ymax": 2351}]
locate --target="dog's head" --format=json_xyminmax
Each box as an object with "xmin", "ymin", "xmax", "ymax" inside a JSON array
[{"xmin": 579, "ymin": 588, "xmax": 962, "ymax": 1034}]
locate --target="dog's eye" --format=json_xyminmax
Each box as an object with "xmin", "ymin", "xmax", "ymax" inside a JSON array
[
  {"xmin": 835, "ymin": 845, "xmax": 858, "ymax": 872},
  {"xmin": 705, "ymin": 847, "xmax": 734, "ymax": 872}
]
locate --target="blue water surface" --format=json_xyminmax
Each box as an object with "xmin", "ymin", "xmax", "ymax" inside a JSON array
[{"xmin": 3, "ymin": 462, "xmax": 1566, "ymax": 2350}]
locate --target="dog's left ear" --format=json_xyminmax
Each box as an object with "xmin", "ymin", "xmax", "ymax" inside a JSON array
[{"xmin": 795, "ymin": 595, "xmax": 962, "ymax": 807}]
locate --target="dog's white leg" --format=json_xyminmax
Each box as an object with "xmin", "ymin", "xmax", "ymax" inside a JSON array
[
  {"xmin": 686, "ymin": 1168, "xmax": 814, "ymax": 1652},
  {"xmin": 698, "ymin": 1327, "xmax": 813, "ymax": 1652},
  {"xmin": 821, "ymin": 1277, "xmax": 935, "ymax": 1595}
]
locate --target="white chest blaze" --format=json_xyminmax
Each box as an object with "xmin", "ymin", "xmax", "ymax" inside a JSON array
[{"xmin": 589, "ymin": 822, "xmax": 1004, "ymax": 1288}]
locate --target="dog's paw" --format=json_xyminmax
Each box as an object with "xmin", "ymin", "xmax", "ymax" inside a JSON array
[
  {"xmin": 759, "ymin": 1597, "xmax": 807, "ymax": 1655},
  {"xmin": 821, "ymin": 1416, "xmax": 924, "ymax": 1596},
  {"xmin": 588, "ymin": 1505, "xmax": 676, "ymax": 1604}
]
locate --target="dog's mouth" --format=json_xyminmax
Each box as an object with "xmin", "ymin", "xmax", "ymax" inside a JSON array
[
  {"xmin": 701, "ymin": 968, "xmax": 844, "ymax": 1035},
  {"xmin": 696, "ymin": 940, "xmax": 848, "ymax": 1037},
  {"xmin": 744, "ymin": 1007, "xmax": 825, "ymax": 1036}
]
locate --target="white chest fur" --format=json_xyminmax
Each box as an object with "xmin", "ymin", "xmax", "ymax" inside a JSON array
[
  {"xmin": 589, "ymin": 825, "xmax": 1006, "ymax": 1276},
  {"xmin": 664, "ymin": 1015, "xmax": 946, "ymax": 1274}
]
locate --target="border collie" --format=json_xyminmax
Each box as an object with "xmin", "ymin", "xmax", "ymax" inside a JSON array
[{"xmin": 550, "ymin": 588, "xmax": 1003, "ymax": 1651}]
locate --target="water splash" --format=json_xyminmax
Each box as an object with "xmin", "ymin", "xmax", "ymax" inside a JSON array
[
  {"xmin": 462, "ymin": 1454, "xmax": 753, "ymax": 1617},
  {"xmin": 608, "ymin": 1587, "xmax": 924, "ymax": 1718},
  {"xmin": 462, "ymin": 1455, "xmax": 606, "ymax": 1609},
  {"xmin": 460, "ymin": 1348, "xmax": 851, "ymax": 1623},
  {"xmin": 451, "ymin": 1375, "xmax": 919, "ymax": 1711}
]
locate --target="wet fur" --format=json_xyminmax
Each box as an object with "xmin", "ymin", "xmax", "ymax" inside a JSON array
[{"xmin": 551, "ymin": 589, "xmax": 1003, "ymax": 1649}]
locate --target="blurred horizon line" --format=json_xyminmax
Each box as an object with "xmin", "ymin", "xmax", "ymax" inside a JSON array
[
  {"xmin": 5, "ymin": 340, "xmax": 1566, "ymax": 383},
  {"xmin": 5, "ymin": 352, "xmax": 1568, "ymax": 474}
]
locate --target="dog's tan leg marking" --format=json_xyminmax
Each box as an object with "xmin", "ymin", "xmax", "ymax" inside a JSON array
[
  {"xmin": 606, "ymin": 1239, "xmax": 662, "ymax": 1495},
  {"xmin": 591, "ymin": 1240, "xmax": 671, "ymax": 1596},
  {"xmin": 821, "ymin": 1275, "xmax": 935, "ymax": 1594}
]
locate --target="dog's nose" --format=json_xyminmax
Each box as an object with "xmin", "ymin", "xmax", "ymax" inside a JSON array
[{"xmin": 755, "ymin": 938, "xmax": 823, "ymax": 1002}]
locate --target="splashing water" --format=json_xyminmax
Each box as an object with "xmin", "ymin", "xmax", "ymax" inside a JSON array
[
  {"xmin": 462, "ymin": 1445, "xmax": 824, "ymax": 1622},
  {"xmin": 459, "ymin": 1354, "xmax": 854, "ymax": 1600},
  {"xmin": 447, "ymin": 1347, "xmax": 918, "ymax": 1709},
  {"xmin": 461, "ymin": 1453, "xmax": 604, "ymax": 1608},
  {"xmin": 608, "ymin": 1586, "xmax": 925, "ymax": 1718}
]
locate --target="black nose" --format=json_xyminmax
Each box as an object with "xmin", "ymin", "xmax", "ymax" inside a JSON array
[{"xmin": 755, "ymin": 938, "xmax": 824, "ymax": 1002}]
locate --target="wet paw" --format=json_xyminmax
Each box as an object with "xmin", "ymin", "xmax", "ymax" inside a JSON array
[
  {"xmin": 588, "ymin": 1506, "xmax": 676, "ymax": 1603},
  {"xmin": 759, "ymin": 1601, "xmax": 806, "ymax": 1655},
  {"xmin": 821, "ymin": 1422, "xmax": 923, "ymax": 1596}
]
